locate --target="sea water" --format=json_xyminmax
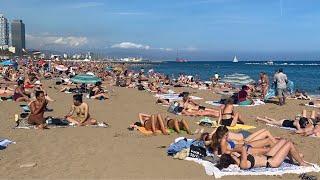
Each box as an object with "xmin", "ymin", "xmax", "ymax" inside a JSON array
[{"xmin": 133, "ymin": 61, "xmax": 320, "ymax": 94}]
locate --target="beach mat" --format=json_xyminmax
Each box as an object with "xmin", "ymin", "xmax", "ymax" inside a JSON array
[
  {"xmin": 266, "ymin": 124, "xmax": 319, "ymax": 137},
  {"xmin": 137, "ymin": 127, "xmax": 186, "ymax": 135},
  {"xmin": 155, "ymin": 94, "xmax": 203, "ymax": 101},
  {"xmin": 14, "ymin": 119, "xmax": 109, "ymax": 129},
  {"xmin": 205, "ymin": 99, "xmax": 265, "ymax": 107},
  {"xmin": 196, "ymin": 121, "xmax": 256, "ymax": 130},
  {"xmin": 185, "ymin": 157, "xmax": 320, "ymax": 179}
]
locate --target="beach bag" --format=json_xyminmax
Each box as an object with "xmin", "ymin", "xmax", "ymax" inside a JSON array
[
  {"xmin": 168, "ymin": 102, "xmax": 178, "ymax": 113},
  {"xmin": 188, "ymin": 144, "xmax": 207, "ymax": 159}
]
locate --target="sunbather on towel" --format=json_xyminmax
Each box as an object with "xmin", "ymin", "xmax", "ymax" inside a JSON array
[
  {"xmin": 28, "ymin": 91, "xmax": 48, "ymax": 129},
  {"xmin": 137, "ymin": 113, "xmax": 192, "ymax": 135},
  {"xmin": 65, "ymin": 94, "xmax": 97, "ymax": 126},
  {"xmin": 256, "ymin": 109, "xmax": 319, "ymax": 132},
  {"xmin": 180, "ymin": 92, "xmax": 221, "ymax": 118},
  {"xmin": 210, "ymin": 126, "xmax": 276, "ymax": 156},
  {"xmin": 219, "ymin": 98, "xmax": 244, "ymax": 127},
  {"xmin": 216, "ymin": 139, "xmax": 308, "ymax": 170}
]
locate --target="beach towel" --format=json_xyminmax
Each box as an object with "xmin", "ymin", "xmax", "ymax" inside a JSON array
[
  {"xmin": 0, "ymin": 139, "xmax": 15, "ymax": 150},
  {"xmin": 155, "ymin": 94, "xmax": 203, "ymax": 101},
  {"xmin": 14, "ymin": 118, "xmax": 109, "ymax": 129},
  {"xmin": 266, "ymin": 124, "xmax": 319, "ymax": 138},
  {"xmin": 195, "ymin": 120, "xmax": 255, "ymax": 130},
  {"xmin": 185, "ymin": 157, "xmax": 320, "ymax": 179},
  {"xmin": 137, "ymin": 127, "xmax": 186, "ymax": 135},
  {"xmin": 304, "ymin": 104, "xmax": 320, "ymax": 108},
  {"xmin": 205, "ymin": 99, "xmax": 265, "ymax": 107}
]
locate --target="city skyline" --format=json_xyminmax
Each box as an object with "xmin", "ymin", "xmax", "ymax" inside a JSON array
[{"xmin": 2, "ymin": 0, "xmax": 320, "ymax": 60}]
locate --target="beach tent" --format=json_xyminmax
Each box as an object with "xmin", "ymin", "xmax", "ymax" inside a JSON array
[{"xmin": 70, "ymin": 74, "xmax": 101, "ymax": 84}]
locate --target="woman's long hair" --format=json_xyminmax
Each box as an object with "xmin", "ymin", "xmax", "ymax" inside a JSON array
[{"xmin": 210, "ymin": 126, "xmax": 229, "ymax": 153}]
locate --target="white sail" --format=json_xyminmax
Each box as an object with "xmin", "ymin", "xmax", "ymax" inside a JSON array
[{"xmin": 233, "ymin": 56, "xmax": 238, "ymax": 63}]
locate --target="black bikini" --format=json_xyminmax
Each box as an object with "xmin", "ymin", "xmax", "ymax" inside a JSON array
[{"xmin": 247, "ymin": 154, "xmax": 255, "ymax": 169}]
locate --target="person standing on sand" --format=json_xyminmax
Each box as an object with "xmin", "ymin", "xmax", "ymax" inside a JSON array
[
  {"xmin": 274, "ymin": 68, "xmax": 288, "ymax": 106},
  {"xmin": 28, "ymin": 91, "xmax": 48, "ymax": 129}
]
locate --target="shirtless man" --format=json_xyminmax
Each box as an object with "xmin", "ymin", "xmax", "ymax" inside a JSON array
[
  {"xmin": 65, "ymin": 94, "xmax": 97, "ymax": 126},
  {"xmin": 28, "ymin": 91, "xmax": 48, "ymax": 129}
]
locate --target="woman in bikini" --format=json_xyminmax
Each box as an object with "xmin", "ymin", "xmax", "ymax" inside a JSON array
[
  {"xmin": 65, "ymin": 94, "xmax": 97, "ymax": 126},
  {"xmin": 13, "ymin": 80, "xmax": 30, "ymax": 102},
  {"xmin": 210, "ymin": 126, "xmax": 276, "ymax": 156},
  {"xmin": 180, "ymin": 93, "xmax": 221, "ymax": 118},
  {"xmin": 219, "ymin": 98, "xmax": 244, "ymax": 127},
  {"xmin": 137, "ymin": 113, "xmax": 192, "ymax": 135},
  {"xmin": 260, "ymin": 72, "xmax": 269, "ymax": 100},
  {"xmin": 216, "ymin": 139, "xmax": 308, "ymax": 170},
  {"xmin": 89, "ymin": 81, "xmax": 109, "ymax": 100},
  {"xmin": 256, "ymin": 109, "xmax": 318, "ymax": 132}
]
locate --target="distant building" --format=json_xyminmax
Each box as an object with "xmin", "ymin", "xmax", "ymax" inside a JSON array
[
  {"xmin": 11, "ymin": 19, "xmax": 25, "ymax": 55},
  {"xmin": 0, "ymin": 14, "xmax": 9, "ymax": 46}
]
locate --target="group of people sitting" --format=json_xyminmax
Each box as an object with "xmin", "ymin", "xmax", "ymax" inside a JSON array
[{"xmin": 28, "ymin": 91, "xmax": 98, "ymax": 129}]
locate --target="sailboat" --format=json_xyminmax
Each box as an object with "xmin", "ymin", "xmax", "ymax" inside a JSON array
[{"xmin": 233, "ymin": 56, "xmax": 239, "ymax": 63}]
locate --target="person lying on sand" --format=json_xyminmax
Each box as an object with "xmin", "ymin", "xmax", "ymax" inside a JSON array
[
  {"xmin": 256, "ymin": 109, "xmax": 318, "ymax": 131},
  {"xmin": 65, "ymin": 94, "xmax": 97, "ymax": 126},
  {"xmin": 179, "ymin": 92, "xmax": 221, "ymax": 118},
  {"xmin": 28, "ymin": 91, "xmax": 48, "ymax": 129},
  {"xmin": 135, "ymin": 113, "xmax": 192, "ymax": 135},
  {"xmin": 0, "ymin": 86, "xmax": 14, "ymax": 96},
  {"xmin": 215, "ymin": 139, "xmax": 309, "ymax": 170},
  {"xmin": 219, "ymin": 98, "xmax": 244, "ymax": 127},
  {"xmin": 291, "ymin": 90, "xmax": 311, "ymax": 100},
  {"xmin": 210, "ymin": 126, "xmax": 276, "ymax": 156},
  {"xmin": 206, "ymin": 128, "xmax": 277, "ymax": 145}
]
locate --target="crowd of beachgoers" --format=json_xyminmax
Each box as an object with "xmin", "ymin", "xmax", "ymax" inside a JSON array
[{"xmin": 1, "ymin": 59, "xmax": 320, "ymax": 178}]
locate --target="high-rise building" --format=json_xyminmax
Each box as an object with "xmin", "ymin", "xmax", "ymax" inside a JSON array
[
  {"xmin": 0, "ymin": 14, "xmax": 9, "ymax": 46},
  {"xmin": 11, "ymin": 19, "xmax": 25, "ymax": 55}
]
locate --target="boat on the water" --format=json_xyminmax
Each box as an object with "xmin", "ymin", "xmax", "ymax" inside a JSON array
[
  {"xmin": 176, "ymin": 49, "xmax": 188, "ymax": 62},
  {"xmin": 233, "ymin": 56, "xmax": 238, "ymax": 63}
]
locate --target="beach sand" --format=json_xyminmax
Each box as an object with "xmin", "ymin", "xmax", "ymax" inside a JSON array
[{"xmin": 0, "ymin": 80, "xmax": 319, "ymax": 179}]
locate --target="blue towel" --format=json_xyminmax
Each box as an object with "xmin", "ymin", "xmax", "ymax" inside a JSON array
[{"xmin": 167, "ymin": 139, "xmax": 194, "ymax": 155}]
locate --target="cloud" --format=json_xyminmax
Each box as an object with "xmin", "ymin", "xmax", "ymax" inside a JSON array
[
  {"xmin": 111, "ymin": 42, "xmax": 150, "ymax": 50},
  {"xmin": 71, "ymin": 2, "xmax": 104, "ymax": 9},
  {"xmin": 26, "ymin": 34, "xmax": 88, "ymax": 48},
  {"xmin": 110, "ymin": 42, "xmax": 173, "ymax": 51}
]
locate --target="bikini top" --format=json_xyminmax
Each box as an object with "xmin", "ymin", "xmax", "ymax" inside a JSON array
[
  {"xmin": 227, "ymin": 140, "xmax": 236, "ymax": 149},
  {"xmin": 247, "ymin": 154, "xmax": 255, "ymax": 169}
]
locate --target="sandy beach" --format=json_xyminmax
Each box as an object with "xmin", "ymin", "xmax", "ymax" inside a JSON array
[{"xmin": 0, "ymin": 80, "xmax": 318, "ymax": 180}]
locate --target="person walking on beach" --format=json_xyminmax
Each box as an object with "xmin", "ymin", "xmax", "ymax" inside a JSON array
[{"xmin": 274, "ymin": 68, "xmax": 288, "ymax": 106}]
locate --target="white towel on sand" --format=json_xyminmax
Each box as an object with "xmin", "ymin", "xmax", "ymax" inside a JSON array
[
  {"xmin": 206, "ymin": 99, "xmax": 265, "ymax": 107},
  {"xmin": 185, "ymin": 157, "xmax": 320, "ymax": 179}
]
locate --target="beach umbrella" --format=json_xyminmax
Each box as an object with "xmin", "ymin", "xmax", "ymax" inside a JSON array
[
  {"xmin": 0, "ymin": 60, "xmax": 18, "ymax": 67},
  {"xmin": 70, "ymin": 74, "xmax": 101, "ymax": 84},
  {"xmin": 55, "ymin": 65, "xmax": 68, "ymax": 71}
]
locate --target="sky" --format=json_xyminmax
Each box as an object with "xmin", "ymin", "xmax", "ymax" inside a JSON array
[{"xmin": 1, "ymin": 0, "xmax": 320, "ymax": 60}]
